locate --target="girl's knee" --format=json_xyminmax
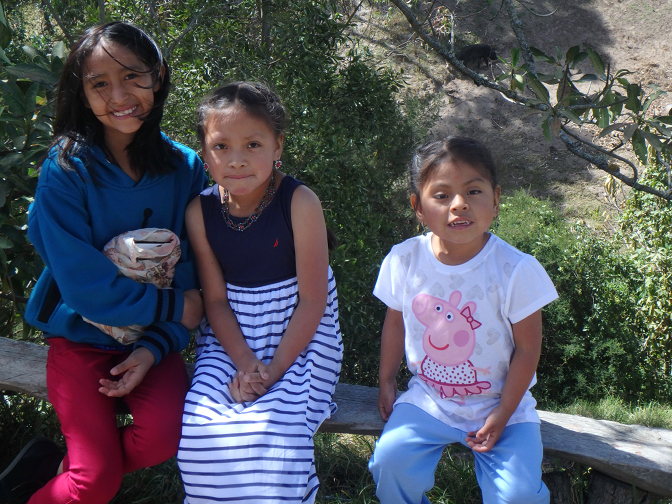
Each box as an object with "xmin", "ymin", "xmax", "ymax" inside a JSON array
[
  {"xmin": 369, "ymin": 430, "xmax": 412, "ymax": 478},
  {"xmin": 132, "ymin": 427, "xmax": 180, "ymax": 467},
  {"xmin": 67, "ymin": 467, "xmax": 123, "ymax": 504},
  {"xmin": 483, "ymin": 478, "xmax": 549, "ymax": 504},
  {"xmin": 500, "ymin": 481, "xmax": 549, "ymax": 504}
]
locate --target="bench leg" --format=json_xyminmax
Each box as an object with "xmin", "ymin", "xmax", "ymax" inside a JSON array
[
  {"xmin": 586, "ymin": 472, "xmax": 650, "ymax": 504},
  {"xmin": 542, "ymin": 471, "xmax": 573, "ymax": 504}
]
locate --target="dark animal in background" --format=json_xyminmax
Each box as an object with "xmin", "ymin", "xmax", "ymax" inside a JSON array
[{"xmin": 457, "ymin": 44, "xmax": 498, "ymax": 69}]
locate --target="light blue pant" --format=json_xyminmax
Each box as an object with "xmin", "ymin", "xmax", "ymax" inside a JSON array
[{"xmin": 368, "ymin": 403, "xmax": 550, "ymax": 504}]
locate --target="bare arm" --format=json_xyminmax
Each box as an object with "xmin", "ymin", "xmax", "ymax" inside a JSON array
[
  {"xmin": 185, "ymin": 197, "xmax": 264, "ymax": 401},
  {"xmin": 378, "ymin": 307, "xmax": 405, "ymax": 422},
  {"xmin": 249, "ymin": 186, "xmax": 329, "ymax": 388},
  {"xmin": 466, "ymin": 309, "xmax": 543, "ymax": 452}
]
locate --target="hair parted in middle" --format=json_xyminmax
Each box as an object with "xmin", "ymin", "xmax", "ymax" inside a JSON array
[
  {"xmin": 196, "ymin": 81, "xmax": 287, "ymax": 144},
  {"xmin": 409, "ymin": 136, "xmax": 499, "ymax": 201}
]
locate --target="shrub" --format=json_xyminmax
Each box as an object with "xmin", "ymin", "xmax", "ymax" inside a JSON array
[
  {"xmin": 495, "ymin": 190, "xmax": 663, "ymax": 406},
  {"xmin": 616, "ymin": 152, "xmax": 672, "ymax": 388}
]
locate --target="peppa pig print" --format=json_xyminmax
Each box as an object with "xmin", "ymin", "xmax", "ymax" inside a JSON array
[{"xmin": 412, "ymin": 290, "xmax": 491, "ymax": 403}]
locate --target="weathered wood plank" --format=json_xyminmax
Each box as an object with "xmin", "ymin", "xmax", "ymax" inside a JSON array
[
  {"xmin": 0, "ymin": 337, "xmax": 49, "ymax": 399},
  {"xmin": 539, "ymin": 410, "xmax": 672, "ymax": 498},
  {"xmin": 1, "ymin": 336, "xmax": 672, "ymax": 496}
]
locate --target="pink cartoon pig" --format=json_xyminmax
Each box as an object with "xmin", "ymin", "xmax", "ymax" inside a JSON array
[{"xmin": 412, "ymin": 291, "xmax": 491, "ymax": 402}]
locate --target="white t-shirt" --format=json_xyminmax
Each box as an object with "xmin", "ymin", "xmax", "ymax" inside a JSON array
[{"xmin": 373, "ymin": 233, "xmax": 558, "ymax": 433}]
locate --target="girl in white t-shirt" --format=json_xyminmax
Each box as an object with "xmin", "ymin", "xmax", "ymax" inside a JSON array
[{"xmin": 369, "ymin": 136, "xmax": 557, "ymax": 504}]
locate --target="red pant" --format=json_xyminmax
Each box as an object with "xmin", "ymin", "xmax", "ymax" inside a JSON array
[{"xmin": 29, "ymin": 337, "xmax": 188, "ymax": 504}]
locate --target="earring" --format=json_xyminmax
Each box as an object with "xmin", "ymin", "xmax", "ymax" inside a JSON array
[
  {"xmin": 274, "ymin": 160, "xmax": 282, "ymax": 170},
  {"xmin": 204, "ymin": 162, "xmax": 209, "ymax": 172}
]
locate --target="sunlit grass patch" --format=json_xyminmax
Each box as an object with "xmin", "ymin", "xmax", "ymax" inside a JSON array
[{"xmin": 553, "ymin": 396, "xmax": 672, "ymax": 429}]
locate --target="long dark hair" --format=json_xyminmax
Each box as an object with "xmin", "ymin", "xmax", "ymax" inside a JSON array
[{"xmin": 51, "ymin": 21, "xmax": 182, "ymax": 177}]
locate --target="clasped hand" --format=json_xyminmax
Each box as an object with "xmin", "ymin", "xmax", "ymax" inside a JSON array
[{"xmin": 230, "ymin": 358, "xmax": 279, "ymax": 404}]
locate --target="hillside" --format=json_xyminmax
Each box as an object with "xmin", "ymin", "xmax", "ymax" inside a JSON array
[{"xmin": 351, "ymin": 0, "xmax": 672, "ymax": 218}]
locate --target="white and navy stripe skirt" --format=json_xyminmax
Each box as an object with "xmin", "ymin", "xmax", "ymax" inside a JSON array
[{"xmin": 178, "ymin": 270, "xmax": 342, "ymax": 503}]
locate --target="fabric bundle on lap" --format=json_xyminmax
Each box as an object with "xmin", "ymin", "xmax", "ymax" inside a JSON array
[{"xmin": 83, "ymin": 228, "xmax": 180, "ymax": 344}]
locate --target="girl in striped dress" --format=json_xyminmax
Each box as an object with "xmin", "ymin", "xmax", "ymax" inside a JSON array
[{"xmin": 178, "ymin": 82, "xmax": 343, "ymax": 504}]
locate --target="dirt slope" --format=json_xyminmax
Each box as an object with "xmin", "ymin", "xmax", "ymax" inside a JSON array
[{"xmin": 352, "ymin": 0, "xmax": 672, "ymax": 216}]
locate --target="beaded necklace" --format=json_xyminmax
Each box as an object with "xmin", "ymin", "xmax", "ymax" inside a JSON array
[{"xmin": 220, "ymin": 171, "xmax": 276, "ymax": 232}]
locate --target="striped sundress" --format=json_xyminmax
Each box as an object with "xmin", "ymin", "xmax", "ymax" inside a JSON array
[{"xmin": 178, "ymin": 177, "xmax": 343, "ymax": 503}]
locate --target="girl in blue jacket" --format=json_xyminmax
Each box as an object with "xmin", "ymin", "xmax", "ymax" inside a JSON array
[{"xmin": 0, "ymin": 22, "xmax": 206, "ymax": 504}]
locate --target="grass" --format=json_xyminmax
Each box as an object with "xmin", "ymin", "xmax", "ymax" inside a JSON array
[
  {"xmin": 550, "ymin": 395, "xmax": 672, "ymax": 430},
  {"xmin": 3, "ymin": 391, "xmax": 672, "ymax": 503}
]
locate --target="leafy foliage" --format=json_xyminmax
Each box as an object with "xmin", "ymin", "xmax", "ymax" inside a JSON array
[
  {"xmin": 0, "ymin": 20, "xmax": 64, "ymax": 337},
  {"xmin": 616, "ymin": 151, "xmax": 672, "ymax": 378},
  {"xmin": 495, "ymin": 191, "xmax": 668, "ymax": 405}
]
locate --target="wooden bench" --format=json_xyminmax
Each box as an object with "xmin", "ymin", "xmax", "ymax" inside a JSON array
[{"xmin": 2, "ymin": 336, "xmax": 671, "ymax": 501}]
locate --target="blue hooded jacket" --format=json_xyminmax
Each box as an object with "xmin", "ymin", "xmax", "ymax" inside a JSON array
[{"xmin": 24, "ymin": 136, "xmax": 207, "ymax": 364}]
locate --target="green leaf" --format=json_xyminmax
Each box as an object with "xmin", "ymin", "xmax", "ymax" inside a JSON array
[
  {"xmin": 511, "ymin": 47, "xmax": 520, "ymax": 67},
  {"xmin": 0, "ymin": 22, "xmax": 10, "ymax": 49},
  {"xmin": 624, "ymin": 123, "xmax": 637, "ymax": 142},
  {"xmin": 6, "ymin": 64, "xmax": 59, "ymax": 87},
  {"xmin": 0, "ymin": 180, "xmax": 8, "ymax": 207},
  {"xmin": 23, "ymin": 82, "xmax": 39, "ymax": 112},
  {"xmin": 571, "ymin": 52, "xmax": 589, "ymax": 66},
  {"xmin": 585, "ymin": 46, "xmax": 606, "ymax": 77},
  {"xmin": 52, "ymin": 40, "xmax": 66, "ymax": 61},
  {"xmin": 529, "ymin": 46, "xmax": 553, "ymax": 63},
  {"xmin": 639, "ymin": 129, "xmax": 663, "ymax": 151},
  {"xmin": 541, "ymin": 114, "xmax": 552, "ymax": 142},
  {"xmin": 22, "ymin": 45, "xmax": 48, "ymax": 65},
  {"xmin": 0, "ymin": 46, "xmax": 10, "ymax": 65},
  {"xmin": 597, "ymin": 107, "xmax": 610, "ymax": 128},
  {"xmin": 0, "ymin": 237, "xmax": 13, "ymax": 249},
  {"xmin": 0, "ymin": 80, "xmax": 26, "ymax": 105},
  {"xmin": 0, "ymin": 2, "xmax": 10, "ymax": 49},
  {"xmin": 0, "ymin": 153, "xmax": 23, "ymax": 168},
  {"xmin": 642, "ymin": 89, "xmax": 664, "ymax": 116},
  {"xmin": 626, "ymin": 84, "xmax": 642, "ymax": 113},
  {"xmin": 560, "ymin": 109, "xmax": 583, "ymax": 126},
  {"xmin": 565, "ymin": 45, "xmax": 580, "ymax": 64},
  {"xmin": 2, "ymin": 94, "xmax": 26, "ymax": 116},
  {"xmin": 575, "ymin": 74, "xmax": 599, "ymax": 82},
  {"xmin": 599, "ymin": 122, "xmax": 629, "ymax": 137},
  {"xmin": 631, "ymin": 129, "xmax": 647, "ymax": 164},
  {"xmin": 526, "ymin": 73, "xmax": 550, "ymax": 104},
  {"xmin": 12, "ymin": 135, "xmax": 27, "ymax": 149},
  {"xmin": 654, "ymin": 116, "xmax": 672, "ymax": 125}
]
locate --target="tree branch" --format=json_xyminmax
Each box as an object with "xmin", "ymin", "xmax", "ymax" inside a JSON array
[
  {"xmin": 387, "ymin": 0, "xmax": 533, "ymax": 106},
  {"xmin": 148, "ymin": 0, "xmax": 168, "ymax": 56},
  {"xmin": 558, "ymin": 130, "xmax": 671, "ymax": 200},
  {"xmin": 165, "ymin": 1, "xmax": 216, "ymax": 60},
  {"xmin": 98, "ymin": 0, "xmax": 105, "ymax": 23},
  {"xmin": 513, "ymin": 0, "xmax": 559, "ymax": 17},
  {"xmin": 0, "ymin": 292, "xmax": 28, "ymax": 304},
  {"xmin": 561, "ymin": 125, "xmax": 638, "ymax": 178},
  {"xmin": 41, "ymin": 0, "xmax": 73, "ymax": 45},
  {"xmin": 502, "ymin": 0, "xmax": 536, "ymax": 76}
]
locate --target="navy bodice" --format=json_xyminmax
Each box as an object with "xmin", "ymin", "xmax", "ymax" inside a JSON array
[{"xmin": 200, "ymin": 175, "xmax": 303, "ymax": 287}]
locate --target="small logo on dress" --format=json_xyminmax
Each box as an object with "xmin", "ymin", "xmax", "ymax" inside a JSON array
[{"xmin": 273, "ymin": 238, "xmax": 279, "ymax": 247}]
